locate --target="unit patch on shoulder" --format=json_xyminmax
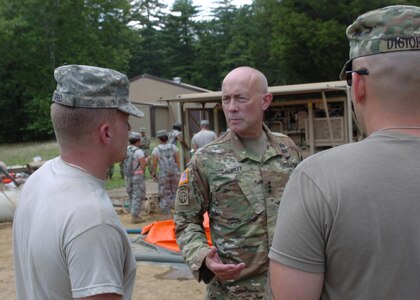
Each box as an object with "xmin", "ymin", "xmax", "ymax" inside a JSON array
[
  {"xmin": 178, "ymin": 169, "xmax": 189, "ymax": 186},
  {"xmin": 177, "ymin": 186, "xmax": 189, "ymax": 206}
]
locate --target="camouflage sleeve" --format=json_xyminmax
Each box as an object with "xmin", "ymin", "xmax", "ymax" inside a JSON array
[{"xmin": 174, "ymin": 157, "xmax": 212, "ymax": 282}]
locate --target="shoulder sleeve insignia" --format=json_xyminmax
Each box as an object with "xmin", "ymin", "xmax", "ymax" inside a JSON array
[
  {"xmin": 178, "ymin": 169, "xmax": 189, "ymax": 186},
  {"xmin": 177, "ymin": 186, "xmax": 189, "ymax": 206}
]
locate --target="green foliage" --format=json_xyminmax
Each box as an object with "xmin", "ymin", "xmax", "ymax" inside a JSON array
[
  {"xmin": 24, "ymin": 97, "xmax": 55, "ymax": 140},
  {"xmin": 127, "ymin": 0, "xmax": 168, "ymax": 77},
  {"xmin": 252, "ymin": 0, "xmax": 420, "ymax": 84},
  {"xmin": 0, "ymin": 0, "xmax": 135, "ymax": 143},
  {"xmin": 161, "ymin": 0, "xmax": 200, "ymax": 82},
  {"xmin": 2, "ymin": 0, "xmax": 420, "ymax": 142},
  {"xmin": 219, "ymin": 4, "xmax": 255, "ymax": 73}
]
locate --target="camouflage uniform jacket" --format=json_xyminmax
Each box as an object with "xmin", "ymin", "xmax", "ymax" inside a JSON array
[
  {"xmin": 174, "ymin": 124, "xmax": 300, "ymax": 299},
  {"xmin": 139, "ymin": 135, "xmax": 150, "ymax": 156}
]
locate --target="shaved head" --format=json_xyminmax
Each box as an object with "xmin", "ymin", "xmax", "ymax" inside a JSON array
[{"xmin": 222, "ymin": 67, "xmax": 269, "ymax": 95}]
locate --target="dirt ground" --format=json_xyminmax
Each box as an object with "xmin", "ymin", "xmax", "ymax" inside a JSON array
[{"xmin": 0, "ymin": 180, "xmax": 206, "ymax": 300}]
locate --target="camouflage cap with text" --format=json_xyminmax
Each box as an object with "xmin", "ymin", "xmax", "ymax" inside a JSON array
[
  {"xmin": 340, "ymin": 5, "xmax": 420, "ymax": 79},
  {"xmin": 52, "ymin": 65, "xmax": 144, "ymax": 118}
]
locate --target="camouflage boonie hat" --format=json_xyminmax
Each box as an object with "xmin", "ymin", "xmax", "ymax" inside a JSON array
[
  {"xmin": 156, "ymin": 130, "xmax": 168, "ymax": 138},
  {"xmin": 139, "ymin": 127, "xmax": 146, "ymax": 132},
  {"xmin": 52, "ymin": 65, "xmax": 144, "ymax": 118},
  {"xmin": 340, "ymin": 5, "xmax": 420, "ymax": 79}
]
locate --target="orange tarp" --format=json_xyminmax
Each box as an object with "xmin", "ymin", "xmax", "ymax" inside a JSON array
[{"xmin": 141, "ymin": 213, "xmax": 212, "ymax": 252}]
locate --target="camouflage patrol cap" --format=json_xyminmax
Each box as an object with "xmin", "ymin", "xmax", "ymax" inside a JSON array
[
  {"xmin": 129, "ymin": 131, "xmax": 141, "ymax": 140},
  {"xmin": 52, "ymin": 65, "xmax": 144, "ymax": 118},
  {"xmin": 139, "ymin": 127, "xmax": 146, "ymax": 132},
  {"xmin": 173, "ymin": 122, "xmax": 182, "ymax": 130},
  {"xmin": 340, "ymin": 5, "xmax": 420, "ymax": 79},
  {"xmin": 156, "ymin": 130, "xmax": 168, "ymax": 138}
]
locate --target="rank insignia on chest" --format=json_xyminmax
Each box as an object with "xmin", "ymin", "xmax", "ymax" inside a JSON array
[
  {"xmin": 178, "ymin": 169, "xmax": 189, "ymax": 186},
  {"xmin": 177, "ymin": 186, "xmax": 189, "ymax": 206}
]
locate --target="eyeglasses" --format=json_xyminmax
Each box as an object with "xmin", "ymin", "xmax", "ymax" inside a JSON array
[{"xmin": 345, "ymin": 69, "xmax": 369, "ymax": 86}]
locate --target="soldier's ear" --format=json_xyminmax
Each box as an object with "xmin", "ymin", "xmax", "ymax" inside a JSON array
[
  {"xmin": 352, "ymin": 72, "xmax": 366, "ymax": 105},
  {"xmin": 100, "ymin": 124, "xmax": 111, "ymax": 145},
  {"xmin": 262, "ymin": 93, "xmax": 273, "ymax": 111}
]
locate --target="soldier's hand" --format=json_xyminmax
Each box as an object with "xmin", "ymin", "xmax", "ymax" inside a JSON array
[{"xmin": 205, "ymin": 246, "xmax": 246, "ymax": 281}]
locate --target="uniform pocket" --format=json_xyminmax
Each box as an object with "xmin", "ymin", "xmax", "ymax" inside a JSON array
[{"xmin": 209, "ymin": 179, "xmax": 259, "ymax": 233}]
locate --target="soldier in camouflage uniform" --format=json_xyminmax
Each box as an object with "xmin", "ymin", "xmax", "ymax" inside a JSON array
[
  {"xmin": 124, "ymin": 132, "xmax": 147, "ymax": 223},
  {"xmin": 174, "ymin": 66, "xmax": 300, "ymax": 299},
  {"xmin": 152, "ymin": 130, "xmax": 181, "ymax": 217},
  {"xmin": 139, "ymin": 127, "xmax": 152, "ymax": 176},
  {"xmin": 169, "ymin": 122, "xmax": 191, "ymax": 164}
]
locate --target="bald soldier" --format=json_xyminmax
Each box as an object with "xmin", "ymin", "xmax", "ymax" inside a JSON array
[{"xmin": 174, "ymin": 66, "xmax": 300, "ymax": 299}]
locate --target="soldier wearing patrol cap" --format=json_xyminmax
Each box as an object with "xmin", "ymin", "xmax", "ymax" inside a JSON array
[
  {"xmin": 13, "ymin": 65, "xmax": 141, "ymax": 299},
  {"xmin": 152, "ymin": 129, "xmax": 180, "ymax": 218},
  {"xmin": 269, "ymin": 5, "xmax": 420, "ymax": 299},
  {"xmin": 174, "ymin": 66, "xmax": 300, "ymax": 299},
  {"xmin": 168, "ymin": 122, "xmax": 190, "ymax": 163},
  {"xmin": 124, "ymin": 131, "xmax": 147, "ymax": 224}
]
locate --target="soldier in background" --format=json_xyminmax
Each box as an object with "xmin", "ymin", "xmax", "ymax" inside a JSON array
[
  {"xmin": 174, "ymin": 66, "xmax": 300, "ymax": 299},
  {"xmin": 106, "ymin": 164, "xmax": 114, "ymax": 180},
  {"xmin": 151, "ymin": 130, "xmax": 180, "ymax": 218},
  {"xmin": 138, "ymin": 127, "xmax": 151, "ymax": 177},
  {"xmin": 168, "ymin": 122, "xmax": 190, "ymax": 163},
  {"xmin": 191, "ymin": 120, "xmax": 217, "ymax": 152},
  {"xmin": 123, "ymin": 131, "xmax": 147, "ymax": 224}
]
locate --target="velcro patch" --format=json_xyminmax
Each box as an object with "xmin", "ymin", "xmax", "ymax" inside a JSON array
[
  {"xmin": 177, "ymin": 186, "xmax": 189, "ymax": 206},
  {"xmin": 178, "ymin": 169, "xmax": 189, "ymax": 186}
]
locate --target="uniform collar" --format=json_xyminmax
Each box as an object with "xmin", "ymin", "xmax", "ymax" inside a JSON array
[{"xmin": 228, "ymin": 123, "xmax": 283, "ymax": 162}]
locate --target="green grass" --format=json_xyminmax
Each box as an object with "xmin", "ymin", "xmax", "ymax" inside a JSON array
[
  {"xmin": 105, "ymin": 163, "xmax": 126, "ymax": 190},
  {"xmin": 0, "ymin": 140, "xmax": 158, "ymax": 190},
  {"xmin": 0, "ymin": 140, "xmax": 60, "ymax": 166},
  {"xmin": 105, "ymin": 163, "xmax": 153, "ymax": 190}
]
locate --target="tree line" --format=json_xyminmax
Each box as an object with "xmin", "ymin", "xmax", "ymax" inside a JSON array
[{"xmin": 0, "ymin": 0, "xmax": 418, "ymax": 143}]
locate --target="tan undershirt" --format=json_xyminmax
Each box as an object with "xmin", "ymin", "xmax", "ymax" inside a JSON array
[{"xmin": 240, "ymin": 132, "xmax": 268, "ymax": 161}]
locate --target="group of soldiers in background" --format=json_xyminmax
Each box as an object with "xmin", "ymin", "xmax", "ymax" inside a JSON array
[{"xmin": 106, "ymin": 121, "xmax": 216, "ymax": 223}]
